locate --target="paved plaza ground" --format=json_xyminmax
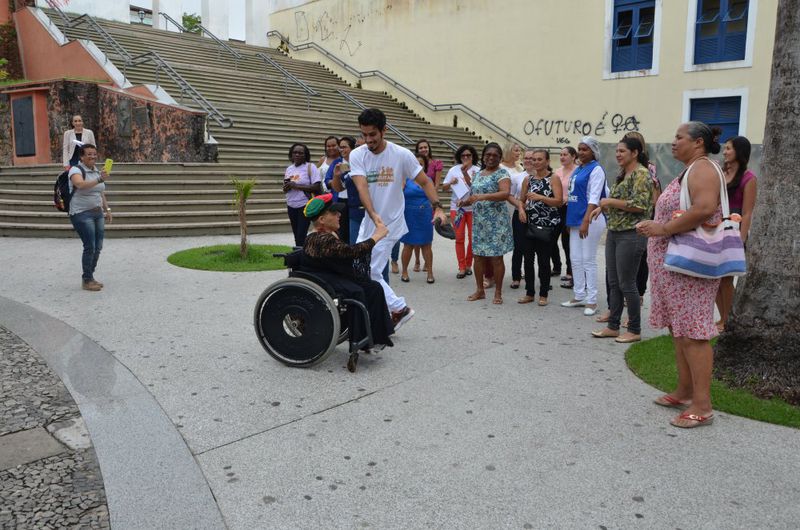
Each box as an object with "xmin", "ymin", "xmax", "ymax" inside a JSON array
[{"xmin": 1, "ymin": 233, "xmax": 798, "ymax": 529}]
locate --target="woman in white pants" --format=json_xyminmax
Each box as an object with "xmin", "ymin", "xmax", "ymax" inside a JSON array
[{"xmin": 561, "ymin": 136, "xmax": 608, "ymax": 315}]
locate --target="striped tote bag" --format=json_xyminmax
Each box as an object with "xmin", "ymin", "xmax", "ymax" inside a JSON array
[{"xmin": 663, "ymin": 159, "xmax": 746, "ymax": 279}]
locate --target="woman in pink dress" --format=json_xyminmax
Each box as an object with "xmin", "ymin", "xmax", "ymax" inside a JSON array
[{"xmin": 636, "ymin": 122, "xmax": 724, "ymax": 429}]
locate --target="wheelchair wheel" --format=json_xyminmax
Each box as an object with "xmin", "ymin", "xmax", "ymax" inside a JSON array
[{"xmin": 254, "ymin": 278, "xmax": 341, "ymax": 367}]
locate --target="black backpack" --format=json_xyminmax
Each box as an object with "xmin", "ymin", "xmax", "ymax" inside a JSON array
[{"xmin": 54, "ymin": 166, "xmax": 85, "ymax": 213}]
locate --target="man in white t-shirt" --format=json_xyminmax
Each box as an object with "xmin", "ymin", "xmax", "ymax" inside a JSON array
[{"xmin": 349, "ymin": 108, "xmax": 448, "ymax": 331}]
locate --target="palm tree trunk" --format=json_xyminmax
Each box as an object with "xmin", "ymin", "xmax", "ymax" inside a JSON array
[{"xmin": 714, "ymin": 0, "xmax": 800, "ymax": 404}]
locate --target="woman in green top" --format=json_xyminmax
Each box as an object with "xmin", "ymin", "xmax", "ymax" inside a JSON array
[{"xmin": 590, "ymin": 136, "xmax": 654, "ymax": 343}]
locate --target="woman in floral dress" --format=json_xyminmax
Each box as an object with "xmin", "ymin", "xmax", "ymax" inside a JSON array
[
  {"xmin": 460, "ymin": 143, "xmax": 513, "ymax": 304},
  {"xmin": 637, "ymin": 122, "xmax": 725, "ymax": 429}
]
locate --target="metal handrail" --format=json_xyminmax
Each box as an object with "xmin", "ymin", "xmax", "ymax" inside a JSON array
[
  {"xmin": 43, "ymin": 0, "xmax": 70, "ymax": 26},
  {"xmin": 196, "ymin": 23, "xmax": 242, "ymax": 67},
  {"xmin": 256, "ymin": 53, "xmax": 318, "ymax": 96},
  {"xmin": 256, "ymin": 52, "xmax": 318, "ymax": 111},
  {"xmin": 440, "ymin": 140, "xmax": 459, "ymax": 152},
  {"xmin": 41, "ymin": 3, "xmax": 233, "ymax": 128},
  {"xmin": 69, "ymin": 14, "xmax": 132, "ymax": 62},
  {"xmin": 158, "ymin": 12, "xmax": 241, "ymax": 68},
  {"xmin": 125, "ymin": 51, "xmax": 233, "ymax": 128},
  {"xmin": 268, "ymin": 30, "xmax": 535, "ymax": 150},
  {"xmin": 336, "ymin": 89, "xmax": 413, "ymax": 145},
  {"xmin": 158, "ymin": 12, "xmax": 187, "ymax": 32}
]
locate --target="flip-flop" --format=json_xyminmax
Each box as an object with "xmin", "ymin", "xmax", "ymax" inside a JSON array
[
  {"xmin": 492, "ymin": 297, "xmax": 503, "ymax": 305},
  {"xmin": 465, "ymin": 269, "xmax": 473, "ymax": 276},
  {"xmin": 654, "ymin": 395, "xmax": 691, "ymax": 409},
  {"xmin": 467, "ymin": 292, "xmax": 485, "ymax": 301},
  {"xmin": 401, "ymin": 275, "xmax": 410, "ymax": 283},
  {"xmin": 670, "ymin": 411, "xmax": 714, "ymax": 428},
  {"xmin": 427, "ymin": 277, "xmax": 435, "ymax": 284},
  {"xmin": 456, "ymin": 271, "xmax": 466, "ymax": 279}
]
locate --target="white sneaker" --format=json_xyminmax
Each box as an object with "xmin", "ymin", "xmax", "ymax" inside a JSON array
[{"xmin": 560, "ymin": 299, "xmax": 585, "ymax": 308}]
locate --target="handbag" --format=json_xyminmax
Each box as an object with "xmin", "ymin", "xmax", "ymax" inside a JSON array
[
  {"xmin": 526, "ymin": 221, "xmax": 556, "ymax": 243},
  {"xmin": 663, "ymin": 158, "xmax": 746, "ymax": 279}
]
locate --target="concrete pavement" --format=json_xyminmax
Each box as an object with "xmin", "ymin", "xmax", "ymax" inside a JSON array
[{"xmin": 1, "ymin": 233, "xmax": 798, "ymax": 529}]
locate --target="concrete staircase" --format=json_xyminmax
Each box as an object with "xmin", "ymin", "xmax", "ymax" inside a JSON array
[
  {"xmin": 0, "ymin": 10, "xmax": 479, "ymax": 237},
  {"xmin": 0, "ymin": 163, "xmax": 288, "ymax": 237}
]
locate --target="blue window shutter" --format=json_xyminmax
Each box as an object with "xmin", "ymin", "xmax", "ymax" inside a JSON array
[
  {"xmin": 612, "ymin": 0, "xmax": 655, "ymax": 72},
  {"xmin": 695, "ymin": 0, "xmax": 748, "ymax": 64},
  {"xmin": 690, "ymin": 97, "xmax": 742, "ymax": 142}
]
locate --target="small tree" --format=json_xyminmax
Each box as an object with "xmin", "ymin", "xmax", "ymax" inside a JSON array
[
  {"xmin": 182, "ymin": 13, "xmax": 201, "ymax": 34},
  {"xmin": 0, "ymin": 58, "xmax": 8, "ymax": 81},
  {"xmin": 230, "ymin": 177, "xmax": 256, "ymax": 259}
]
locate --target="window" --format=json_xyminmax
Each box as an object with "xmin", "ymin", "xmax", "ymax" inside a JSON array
[
  {"xmin": 694, "ymin": 0, "xmax": 749, "ymax": 64},
  {"xmin": 689, "ymin": 96, "xmax": 742, "ymax": 142},
  {"xmin": 611, "ymin": 0, "xmax": 655, "ymax": 72}
]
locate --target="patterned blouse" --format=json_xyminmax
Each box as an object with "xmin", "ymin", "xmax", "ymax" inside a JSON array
[
  {"xmin": 524, "ymin": 173, "xmax": 561, "ymax": 227},
  {"xmin": 607, "ymin": 165, "xmax": 654, "ymax": 232},
  {"xmin": 303, "ymin": 231, "xmax": 375, "ymax": 280}
]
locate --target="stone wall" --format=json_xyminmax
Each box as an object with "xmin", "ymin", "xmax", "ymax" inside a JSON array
[{"xmin": 1, "ymin": 79, "xmax": 211, "ymax": 165}]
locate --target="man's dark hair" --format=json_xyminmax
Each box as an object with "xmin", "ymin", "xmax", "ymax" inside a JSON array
[
  {"xmin": 78, "ymin": 144, "xmax": 97, "ymax": 156},
  {"xmin": 288, "ymin": 143, "xmax": 311, "ymax": 163},
  {"xmin": 454, "ymin": 144, "xmax": 478, "ymax": 165},
  {"xmin": 358, "ymin": 108, "xmax": 387, "ymax": 130}
]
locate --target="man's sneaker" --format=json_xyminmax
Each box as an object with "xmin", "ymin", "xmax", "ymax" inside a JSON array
[
  {"xmin": 391, "ymin": 306, "xmax": 415, "ymax": 332},
  {"xmin": 82, "ymin": 280, "xmax": 102, "ymax": 291}
]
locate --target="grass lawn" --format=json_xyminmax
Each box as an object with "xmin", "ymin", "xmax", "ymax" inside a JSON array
[
  {"xmin": 626, "ymin": 335, "xmax": 800, "ymax": 429},
  {"xmin": 167, "ymin": 244, "xmax": 292, "ymax": 272}
]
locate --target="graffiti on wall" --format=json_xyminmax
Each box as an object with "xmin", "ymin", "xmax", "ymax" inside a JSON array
[
  {"xmin": 293, "ymin": 2, "xmax": 395, "ymax": 56},
  {"xmin": 523, "ymin": 112, "xmax": 641, "ymax": 144}
]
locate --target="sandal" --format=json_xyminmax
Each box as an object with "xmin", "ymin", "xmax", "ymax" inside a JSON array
[
  {"xmin": 492, "ymin": 296, "xmax": 503, "ymax": 305},
  {"xmin": 426, "ymin": 276, "xmax": 435, "ymax": 284},
  {"xmin": 510, "ymin": 280, "xmax": 521, "ymax": 289},
  {"xmin": 595, "ymin": 311, "xmax": 611, "ymax": 323},
  {"xmin": 465, "ymin": 269, "xmax": 473, "ymax": 276},
  {"xmin": 467, "ymin": 292, "xmax": 485, "ymax": 302},
  {"xmin": 456, "ymin": 270, "xmax": 466, "ymax": 279},
  {"xmin": 413, "ymin": 263, "xmax": 421, "ymax": 272},
  {"xmin": 401, "ymin": 275, "xmax": 410, "ymax": 283},
  {"xmin": 670, "ymin": 411, "xmax": 714, "ymax": 428},
  {"xmin": 391, "ymin": 261, "xmax": 399, "ymax": 274},
  {"xmin": 560, "ymin": 280, "xmax": 573, "ymax": 289},
  {"xmin": 591, "ymin": 328, "xmax": 619, "ymax": 338},
  {"xmin": 654, "ymin": 395, "xmax": 691, "ymax": 409}
]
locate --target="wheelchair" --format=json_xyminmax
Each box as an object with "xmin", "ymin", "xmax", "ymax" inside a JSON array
[{"xmin": 253, "ymin": 249, "xmax": 374, "ymax": 372}]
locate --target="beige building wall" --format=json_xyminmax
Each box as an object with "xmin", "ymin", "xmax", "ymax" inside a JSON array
[{"xmin": 268, "ymin": 0, "xmax": 777, "ymax": 149}]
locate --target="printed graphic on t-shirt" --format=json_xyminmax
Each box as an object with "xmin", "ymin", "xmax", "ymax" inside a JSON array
[{"xmin": 365, "ymin": 167, "xmax": 395, "ymax": 186}]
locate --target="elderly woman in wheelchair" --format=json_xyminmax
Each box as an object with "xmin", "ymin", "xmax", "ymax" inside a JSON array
[{"xmin": 254, "ymin": 193, "xmax": 394, "ymax": 372}]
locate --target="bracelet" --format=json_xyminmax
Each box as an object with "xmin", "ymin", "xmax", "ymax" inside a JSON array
[
  {"xmin": 430, "ymin": 201, "xmax": 442, "ymax": 210},
  {"xmin": 105, "ymin": 207, "xmax": 111, "ymax": 212}
]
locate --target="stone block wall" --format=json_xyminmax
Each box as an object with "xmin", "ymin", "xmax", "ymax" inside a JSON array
[{"xmin": 1, "ymin": 79, "xmax": 212, "ymax": 165}]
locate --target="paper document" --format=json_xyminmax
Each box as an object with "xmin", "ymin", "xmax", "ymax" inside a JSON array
[{"xmin": 450, "ymin": 179, "xmax": 470, "ymax": 199}]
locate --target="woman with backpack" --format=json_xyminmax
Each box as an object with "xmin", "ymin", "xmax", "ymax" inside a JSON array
[{"xmin": 68, "ymin": 144, "xmax": 111, "ymax": 291}]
